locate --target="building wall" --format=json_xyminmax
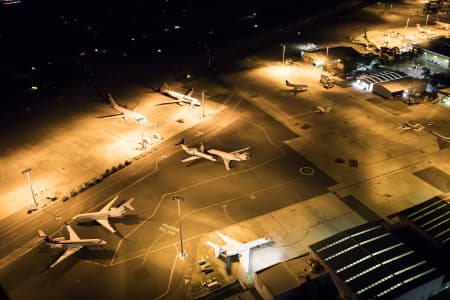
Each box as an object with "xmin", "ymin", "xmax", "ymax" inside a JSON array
[
  {"xmin": 372, "ymin": 80, "xmax": 427, "ymax": 99},
  {"xmin": 423, "ymin": 50, "xmax": 450, "ymax": 68},
  {"xmin": 254, "ymin": 272, "xmax": 275, "ymax": 300},
  {"xmin": 396, "ymin": 275, "xmax": 444, "ymax": 300}
]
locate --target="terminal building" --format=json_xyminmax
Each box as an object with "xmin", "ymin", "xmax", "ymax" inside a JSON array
[{"xmin": 309, "ymin": 221, "xmax": 445, "ymax": 300}]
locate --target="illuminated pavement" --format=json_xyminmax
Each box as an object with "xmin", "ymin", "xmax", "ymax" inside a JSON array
[{"xmin": 0, "ymin": 91, "xmax": 338, "ymax": 299}]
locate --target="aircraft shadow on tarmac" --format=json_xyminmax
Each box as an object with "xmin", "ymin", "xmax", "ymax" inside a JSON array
[{"xmin": 42, "ymin": 247, "xmax": 116, "ymax": 274}]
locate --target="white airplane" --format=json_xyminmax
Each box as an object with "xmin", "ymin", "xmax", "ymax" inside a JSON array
[
  {"xmin": 315, "ymin": 105, "xmax": 332, "ymax": 113},
  {"xmin": 38, "ymin": 224, "xmax": 106, "ymax": 268},
  {"xmin": 157, "ymin": 82, "xmax": 201, "ymax": 108},
  {"xmin": 285, "ymin": 80, "xmax": 308, "ymax": 93},
  {"xmin": 98, "ymin": 94, "xmax": 148, "ymax": 123},
  {"xmin": 206, "ymin": 231, "xmax": 272, "ymax": 273},
  {"xmin": 398, "ymin": 121, "xmax": 424, "ymax": 132},
  {"xmin": 176, "ymin": 138, "xmax": 217, "ymax": 164},
  {"xmin": 431, "ymin": 131, "xmax": 450, "ymax": 142},
  {"xmin": 207, "ymin": 146, "xmax": 250, "ymax": 170},
  {"xmin": 72, "ymin": 195, "xmax": 134, "ymax": 233}
]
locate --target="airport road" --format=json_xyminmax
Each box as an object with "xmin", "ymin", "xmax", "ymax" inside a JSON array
[{"xmin": 0, "ymin": 92, "xmax": 335, "ymax": 299}]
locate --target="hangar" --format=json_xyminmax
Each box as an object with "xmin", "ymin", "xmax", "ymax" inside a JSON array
[
  {"xmin": 372, "ymin": 77, "xmax": 427, "ymax": 99},
  {"xmin": 355, "ymin": 70, "xmax": 407, "ymax": 92}
]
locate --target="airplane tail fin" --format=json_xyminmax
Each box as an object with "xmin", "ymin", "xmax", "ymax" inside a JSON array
[
  {"xmin": 38, "ymin": 230, "xmax": 51, "ymax": 242},
  {"xmin": 108, "ymin": 93, "xmax": 118, "ymax": 107},
  {"xmin": 160, "ymin": 82, "xmax": 170, "ymax": 93},
  {"xmin": 175, "ymin": 138, "xmax": 185, "ymax": 146},
  {"xmin": 199, "ymin": 142, "xmax": 205, "ymax": 153},
  {"xmin": 285, "ymin": 80, "xmax": 290, "ymax": 86},
  {"xmin": 122, "ymin": 198, "xmax": 135, "ymax": 211},
  {"xmin": 185, "ymin": 87, "xmax": 194, "ymax": 97},
  {"xmin": 206, "ymin": 241, "xmax": 222, "ymax": 257}
]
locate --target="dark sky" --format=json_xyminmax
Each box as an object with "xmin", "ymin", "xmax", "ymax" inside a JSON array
[{"xmin": 0, "ymin": 0, "xmax": 339, "ymax": 105}]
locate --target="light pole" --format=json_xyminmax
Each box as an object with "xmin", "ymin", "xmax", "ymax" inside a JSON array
[
  {"xmin": 22, "ymin": 168, "xmax": 38, "ymax": 207},
  {"xmin": 426, "ymin": 14, "xmax": 429, "ymax": 26},
  {"xmin": 139, "ymin": 120, "xmax": 146, "ymax": 150},
  {"xmin": 405, "ymin": 17, "xmax": 410, "ymax": 30},
  {"xmin": 201, "ymin": 90, "xmax": 205, "ymax": 120},
  {"xmin": 172, "ymin": 196, "xmax": 187, "ymax": 260},
  {"xmin": 281, "ymin": 44, "xmax": 286, "ymax": 64}
]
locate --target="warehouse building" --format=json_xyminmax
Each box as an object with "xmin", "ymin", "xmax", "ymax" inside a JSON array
[{"xmin": 372, "ymin": 77, "xmax": 427, "ymax": 99}]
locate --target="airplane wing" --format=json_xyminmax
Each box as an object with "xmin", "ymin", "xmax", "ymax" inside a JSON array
[
  {"xmin": 96, "ymin": 113, "xmax": 124, "ymax": 119},
  {"xmin": 216, "ymin": 231, "xmax": 242, "ymax": 249},
  {"xmin": 238, "ymin": 249, "xmax": 251, "ymax": 273},
  {"xmin": 49, "ymin": 246, "xmax": 83, "ymax": 268},
  {"xmin": 66, "ymin": 225, "xmax": 81, "ymax": 241},
  {"xmin": 96, "ymin": 218, "xmax": 116, "ymax": 233},
  {"xmin": 181, "ymin": 156, "xmax": 202, "ymax": 163},
  {"xmin": 100, "ymin": 195, "xmax": 119, "ymax": 212},
  {"xmin": 231, "ymin": 146, "xmax": 250, "ymax": 154},
  {"xmin": 154, "ymin": 100, "xmax": 182, "ymax": 106},
  {"xmin": 222, "ymin": 158, "xmax": 231, "ymax": 171}
]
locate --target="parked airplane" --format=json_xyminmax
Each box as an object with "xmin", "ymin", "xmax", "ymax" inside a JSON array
[
  {"xmin": 157, "ymin": 82, "xmax": 200, "ymax": 107},
  {"xmin": 206, "ymin": 231, "xmax": 272, "ymax": 273},
  {"xmin": 398, "ymin": 120, "xmax": 424, "ymax": 132},
  {"xmin": 176, "ymin": 138, "xmax": 217, "ymax": 163},
  {"xmin": 72, "ymin": 195, "xmax": 134, "ymax": 233},
  {"xmin": 207, "ymin": 146, "xmax": 250, "ymax": 170},
  {"xmin": 285, "ymin": 80, "xmax": 308, "ymax": 94},
  {"xmin": 98, "ymin": 94, "xmax": 148, "ymax": 123},
  {"xmin": 315, "ymin": 105, "xmax": 332, "ymax": 113},
  {"xmin": 431, "ymin": 130, "xmax": 450, "ymax": 142},
  {"xmin": 38, "ymin": 224, "xmax": 106, "ymax": 268}
]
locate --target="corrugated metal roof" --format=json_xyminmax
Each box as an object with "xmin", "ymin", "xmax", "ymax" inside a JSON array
[
  {"xmin": 310, "ymin": 222, "xmax": 442, "ymax": 300},
  {"xmin": 357, "ymin": 71, "xmax": 406, "ymax": 86},
  {"xmin": 401, "ymin": 196, "xmax": 450, "ymax": 247}
]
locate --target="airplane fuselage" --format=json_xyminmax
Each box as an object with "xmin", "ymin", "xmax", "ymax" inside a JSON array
[
  {"xmin": 47, "ymin": 239, "xmax": 106, "ymax": 249},
  {"xmin": 207, "ymin": 149, "xmax": 248, "ymax": 162},
  {"xmin": 182, "ymin": 145, "xmax": 216, "ymax": 161},
  {"xmin": 166, "ymin": 90, "xmax": 200, "ymax": 106},
  {"xmin": 225, "ymin": 237, "xmax": 271, "ymax": 256},
  {"xmin": 73, "ymin": 207, "xmax": 126, "ymax": 222},
  {"xmin": 113, "ymin": 104, "xmax": 147, "ymax": 122}
]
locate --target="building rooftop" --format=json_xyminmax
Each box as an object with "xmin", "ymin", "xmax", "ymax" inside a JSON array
[
  {"xmin": 373, "ymin": 77, "xmax": 427, "ymax": 94},
  {"xmin": 310, "ymin": 222, "xmax": 443, "ymax": 300},
  {"xmin": 305, "ymin": 46, "xmax": 361, "ymax": 61},
  {"xmin": 356, "ymin": 70, "xmax": 406, "ymax": 86},
  {"xmin": 255, "ymin": 254, "xmax": 327, "ymax": 296},
  {"xmin": 398, "ymin": 195, "xmax": 450, "ymax": 248},
  {"xmin": 416, "ymin": 37, "xmax": 450, "ymax": 58}
]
